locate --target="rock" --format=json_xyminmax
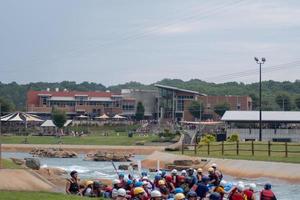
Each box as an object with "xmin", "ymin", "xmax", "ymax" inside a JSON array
[
  {"xmin": 173, "ymin": 160, "xmax": 193, "ymax": 166},
  {"xmin": 135, "ymin": 141, "xmax": 145, "ymax": 145},
  {"xmin": 25, "ymin": 158, "xmax": 41, "ymax": 170},
  {"xmin": 84, "ymin": 152, "xmax": 132, "ymax": 162},
  {"xmin": 10, "ymin": 157, "xmax": 25, "ymax": 165},
  {"xmin": 118, "ymin": 165, "xmax": 129, "ymax": 170},
  {"xmin": 29, "ymin": 148, "xmax": 78, "ymax": 158}
]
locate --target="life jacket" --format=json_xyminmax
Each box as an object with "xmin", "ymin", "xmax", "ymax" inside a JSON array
[
  {"xmin": 209, "ymin": 173, "xmax": 220, "ymax": 186},
  {"xmin": 260, "ymin": 189, "xmax": 276, "ymax": 200},
  {"xmin": 68, "ymin": 178, "xmax": 79, "ymax": 194},
  {"xmin": 244, "ymin": 189, "xmax": 254, "ymax": 200},
  {"xmin": 231, "ymin": 192, "xmax": 247, "ymax": 200},
  {"xmin": 228, "ymin": 187, "xmax": 237, "ymax": 200}
]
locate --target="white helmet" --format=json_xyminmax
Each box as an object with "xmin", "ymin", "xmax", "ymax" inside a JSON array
[
  {"xmin": 220, "ymin": 180, "xmax": 227, "ymax": 187},
  {"xmin": 117, "ymin": 188, "xmax": 126, "ymax": 197},
  {"xmin": 211, "ymin": 163, "xmax": 217, "ymax": 168},
  {"xmin": 112, "ymin": 189, "xmax": 119, "ymax": 198},
  {"xmin": 171, "ymin": 169, "xmax": 178, "ymax": 175},
  {"xmin": 142, "ymin": 181, "xmax": 148, "ymax": 185},
  {"xmin": 249, "ymin": 183, "xmax": 256, "ymax": 191},
  {"xmin": 112, "ymin": 179, "xmax": 121, "ymax": 185},
  {"xmin": 237, "ymin": 181, "xmax": 244, "ymax": 186},
  {"xmin": 181, "ymin": 170, "xmax": 187, "ymax": 175},
  {"xmin": 157, "ymin": 170, "xmax": 162, "ymax": 175},
  {"xmin": 237, "ymin": 184, "xmax": 245, "ymax": 192},
  {"xmin": 151, "ymin": 190, "xmax": 162, "ymax": 198}
]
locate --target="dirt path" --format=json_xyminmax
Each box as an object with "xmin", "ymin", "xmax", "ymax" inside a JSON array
[
  {"xmin": 2, "ymin": 144, "xmax": 165, "ymax": 154},
  {"xmin": 0, "ymin": 169, "xmax": 56, "ymax": 192}
]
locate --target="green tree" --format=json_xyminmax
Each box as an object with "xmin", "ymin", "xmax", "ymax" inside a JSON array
[
  {"xmin": 135, "ymin": 101, "xmax": 145, "ymax": 121},
  {"xmin": 295, "ymin": 96, "xmax": 300, "ymax": 110},
  {"xmin": 249, "ymin": 93, "xmax": 258, "ymax": 110},
  {"xmin": 214, "ymin": 102, "xmax": 230, "ymax": 117},
  {"xmin": 188, "ymin": 100, "xmax": 204, "ymax": 119},
  {"xmin": 0, "ymin": 97, "xmax": 15, "ymax": 113},
  {"xmin": 275, "ymin": 93, "xmax": 292, "ymax": 111},
  {"xmin": 52, "ymin": 109, "xmax": 66, "ymax": 129}
]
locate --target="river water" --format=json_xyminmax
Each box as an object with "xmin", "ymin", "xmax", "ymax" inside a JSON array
[{"xmin": 3, "ymin": 152, "xmax": 300, "ymax": 199}]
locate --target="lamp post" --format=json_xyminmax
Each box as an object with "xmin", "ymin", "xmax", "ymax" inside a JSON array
[{"xmin": 254, "ymin": 57, "xmax": 266, "ymax": 141}]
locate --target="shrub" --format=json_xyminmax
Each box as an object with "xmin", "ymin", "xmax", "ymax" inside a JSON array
[
  {"xmin": 200, "ymin": 134, "xmax": 216, "ymax": 144},
  {"xmin": 227, "ymin": 133, "xmax": 240, "ymax": 142}
]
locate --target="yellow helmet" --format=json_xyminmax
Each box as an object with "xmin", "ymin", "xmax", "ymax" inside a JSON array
[
  {"xmin": 208, "ymin": 167, "xmax": 214, "ymax": 173},
  {"xmin": 158, "ymin": 180, "xmax": 165, "ymax": 185},
  {"xmin": 197, "ymin": 168, "xmax": 203, "ymax": 173},
  {"xmin": 84, "ymin": 180, "xmax": 94, "ymax": 187},
  {"xmin": 134, "ymin": 187, "xmax": 145, "ymax": 195},
  {"xmin": 174, "ymin": 193, "xmax": 185, "ymax": 200}
]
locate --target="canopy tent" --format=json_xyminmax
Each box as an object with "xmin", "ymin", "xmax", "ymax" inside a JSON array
[
  {"xmin": 95, "ymin": 114, "xmax": 110, "ymax": 119},
  {"xmin": 0, "ymin": 112, "xmax": 43, "ymax": 122},
  {"xmin": 41, "ymin": 119, "xmax": 72, "ymax": 127},
  {"xmin": 112, "ymin": 114, "xmax": 126, "ymax": 119}
]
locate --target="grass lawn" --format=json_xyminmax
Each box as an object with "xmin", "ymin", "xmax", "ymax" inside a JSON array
[
  {"xmin": 0, "ymin": 191, "xmax": 102, "ymax": 200},
  {"xmin": 180, "ymin": 141, "xmax": 300, "ymax": 163},
  {"xmin": 1, "ymin": 159, "xmax": 22, "ymax": 169},
  {"xmin": 0, "ymin": 132, "xmax": 159, "ymax": 146}
]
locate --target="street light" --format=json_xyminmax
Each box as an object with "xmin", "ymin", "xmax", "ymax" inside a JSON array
[{"xmin": 254, "ymin": 57, "xmax": 266, "ymax": 141}]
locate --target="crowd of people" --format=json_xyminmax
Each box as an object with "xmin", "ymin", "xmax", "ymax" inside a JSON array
[{"xmin": 66, "ymin": 164, "xmax": 277, "ymax": 200}]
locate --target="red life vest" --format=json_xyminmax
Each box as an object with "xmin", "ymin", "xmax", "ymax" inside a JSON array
[
  {"xmin": 260, "ymin": 190, "xmax": 275, "ymax": 200},
  {"xmin": 244, "ymin": 189, "xmax": 254, "ymax": 200},
  {"xmin": 231, "ymin": 192, "xmax": 245, "ymax": 200}
]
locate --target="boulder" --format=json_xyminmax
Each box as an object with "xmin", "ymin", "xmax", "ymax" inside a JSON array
[
  {"xmin": 29, "ymin": 148, "xmax": 78, "ymax": 158},
  {"xmin": 10, "ymin": 157, "xmax": 25, "ymax": 165},
  {"xmin": 25, "ymin": 158, "xmax": 41, "ymax": 170},
  {"xmin": 118, "ymin": 165, "xmax": 129, "ymax": 170},
  {"xmin": 84, "ymin": 152, "xmax": 132, "ymax": 162},
  {"xmin": 173, "ymin": 160, "xmax": 193, "ymax": 166}
]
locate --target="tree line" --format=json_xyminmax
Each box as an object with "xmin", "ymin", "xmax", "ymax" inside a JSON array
[{"xmin": 0, "ymin": 79, "xmax": 300, "ymax": 113}]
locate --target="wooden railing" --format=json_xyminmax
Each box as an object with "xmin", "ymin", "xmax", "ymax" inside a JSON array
[{"xmin": 182, "ymin": 141, "xmax": 300, "ymax": 158}]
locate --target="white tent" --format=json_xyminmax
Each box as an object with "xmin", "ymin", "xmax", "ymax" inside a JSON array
[
  {"xmin": 77, "ymin": 115, "xmax": 88, "ymax": 119},
  {"xmin": 112, "ymin": 114, "xmax": 126, "ymax": 119},
  {"xmin": 41, "ymin": 119, "xmax": 72, "ymax": 127},
  {"xmin": 0, "ymin": 112, "xmax": 43, "ymax": 122},
  {"xmin": 95, "ymin": 114, "xmax": 110, "ymax": 119}
]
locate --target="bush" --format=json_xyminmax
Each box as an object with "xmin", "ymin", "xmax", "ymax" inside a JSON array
[
  {"xmin": 227, "ymin": 134, "xmax": 240, "ymax": 142},
  {"xmin": 200, "ymin": 134, "xmax": 216, "ymax": 144}
]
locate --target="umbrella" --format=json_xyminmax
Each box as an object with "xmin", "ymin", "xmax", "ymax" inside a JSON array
[{"xmin": 0, "ymin": 112, "xmax": 43, "ymax": 122}]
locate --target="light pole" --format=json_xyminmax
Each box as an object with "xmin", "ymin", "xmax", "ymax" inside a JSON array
[
  {"xmin": 254, "ymin": 57, "xmax": 266, "ymax": 141},
  {"xmin": 0, "ymin": 103, "xmax": 2, "ymax": 169}
]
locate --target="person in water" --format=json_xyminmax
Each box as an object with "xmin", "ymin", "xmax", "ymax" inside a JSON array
[
  {"xmin": 66, "ymin": 170, "xmax": 81, "ymax": 195},
  {"xmin": 260, "ymin": 183, "xmax": 277, "ymax": 200}
]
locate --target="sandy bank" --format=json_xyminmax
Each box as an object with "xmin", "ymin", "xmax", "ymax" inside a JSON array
[
  {"xmin": 142, "ymin": 151, "xmax": 300, "ymax": 183},
  {"xmin": 2, "ymin": 144, "xmax": 165, "ymax": 155},
  {"xmin": 0, "ymin": 169, "xmax": 56, "ymax": 192}
]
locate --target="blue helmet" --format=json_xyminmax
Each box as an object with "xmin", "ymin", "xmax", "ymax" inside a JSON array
[
  {"xmin": 209, "ymin": 192, "xmax": 221, "ymax": 200},
  {"xmin": 127, "ymin": 179, "xmax": 133, "ymax": 185},
  {"xmin": 264, "ymin": 183, "xmax": 272, "ymax": 190},
  {"xmin": 187, "ymin": 191, "xmax": 197, "ymax": 198},
  {"xmin": 141, "ymin": 171, "xmax": 148, "ymax": 177},
  {"xmin": 135, "ymin": 181, "xmax": 143, "ymax": 187},
  {"xmin": 174, "ymin": 187, "xmax": 184, "ymax": 194},
  {"xmin": 161, "ymin": 170, "xmax": 167, "ymax": 177},
  {"xmin": 202, "ymin": 176, "xmax": 209, "ymax": 183},
  {"xmin": 118, "ymin": 173, "xmax": 125, "ymax": 178},
  {"xmin": 155, "ymin": 175, "xmax": 162, "ymax": 180}
]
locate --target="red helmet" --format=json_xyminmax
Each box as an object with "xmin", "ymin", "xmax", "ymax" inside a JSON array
[
  {"xmin": 165, "ymin": 175, "xmax": 172, "ymax": 182},
  {"xmin": 178, "ymin": 175, "xmax": 185, "ymax": 182}
]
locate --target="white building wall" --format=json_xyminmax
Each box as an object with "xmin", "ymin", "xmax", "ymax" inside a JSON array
[{"xmin": 227, "ymin": 128, "xmax": 300, "ymax": 142}]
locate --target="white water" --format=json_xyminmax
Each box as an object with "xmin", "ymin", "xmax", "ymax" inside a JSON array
[{"xmin": 3, "ymin": 152, "xmax": 300, "ymax": 199}]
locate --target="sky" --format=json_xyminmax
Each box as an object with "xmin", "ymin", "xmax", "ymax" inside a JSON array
[{"xmin": 0, "ymin": 0, "xmax": 300, "ymax": 86}]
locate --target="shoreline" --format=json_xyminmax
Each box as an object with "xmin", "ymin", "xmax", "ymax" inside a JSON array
[{"xmin": 2, "ymin": 144, "xmax": 165, "ymax": 155}]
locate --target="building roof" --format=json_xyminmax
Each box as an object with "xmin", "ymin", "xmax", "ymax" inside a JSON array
[
  {"xmin": 89, "ymin": 97, "xmax": 112, "ymax": 102},
  {"xmin": 154, "ymin": 84, "xmax": 206, "ymax": 96},
  {"xmin": 222, "ymin": 111, "xmax": 300, "ymax": 122},
  {"xmin": 49, "ymin": 96, "xmax": 75, "ymax": 101}
]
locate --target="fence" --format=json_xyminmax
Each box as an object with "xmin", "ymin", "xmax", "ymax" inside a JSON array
[{"xmin": 182, "ymin": 141, "xmax": 300, "ymax": 158}]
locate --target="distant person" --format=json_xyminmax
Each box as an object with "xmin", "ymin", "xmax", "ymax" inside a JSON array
[
  {"xmin": 66, "ymin": 170, "xmax": 81, "ymax": 195},
  {"xmin": 260, "ymin": 183, "xmax": 277, "ymax": 200},
  {"xmin": 244, "ymin": 183, "xmax": 256, "ymax": 200}
]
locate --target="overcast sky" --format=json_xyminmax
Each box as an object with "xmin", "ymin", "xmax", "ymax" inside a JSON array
[{"xmin": 1, "ymin": 0, "xmax": 300, "ymax": 85}]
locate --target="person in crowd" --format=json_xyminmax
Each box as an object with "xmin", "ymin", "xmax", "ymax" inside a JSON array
[
  {"xmin": 82, "ymin": 180, "xmax": 94, "ymax": 197},
  {"xmin": 192, "ymin": 176, "xmax": 209, "ymax": 199},
  {"xmin": 186, "ymin": 168, "xmax": 197, "ymax": 189},
  {"xmin": 260, "ymin": 183, "xmax": 277, "ymax": 200},
  {"xmin": 208, "ymin": 167, "xmax": 220, "ymax": 187},
  {"xmin": 211, "ymin": 163, "xmax": 223, "ymax": 181},
  {"xmin": 244, "ymin": 183, "xmax": 256, "ymax": 200},
  {"xmin": 213, "ymin": 180, "xmax": 226, "ymax": 199},
  {"xmin": 116, "ymin": 188, "xmax": 127, "ymax": 200},
  {"xmin": 90, "ymin": 181, "xmax": 103, "ymax": 197},
  {"xmin": 171, "ymin": 169, "xmax": 180, "ymax": 187},
  {"xmin": 112, "ymin": 179, "xmax": 122, "ymax": 199},
  {"xmin": 150, "ymin": 190, "xmax": 162, "ymax": 200},
  {"xmin": 66, "ymin": 170, "xmax": 81, "ymax": 195},
  {"xmin": 119, "ymin": 173, "xmax": 126, "ymax": 188},
  {"xmin": 133, "ymin": 187, "xmax": 146, "ymax": 200},
  {"xmin": 186, "ymin": 191, "xmax": 197, "ymax": 200},
  {"xmin": 165, "ymin": 175, "xmax": 175, "ymax": 192},
  {"xmin": 174, "ymin": 193, "xmax": 185, "ymax": 200},
  {"xmin": 157, "ymin": 180, "xmax": 170, "ymax": 199},
  {"xmin": 228, "ymin": 184, "xmax": 247, "ymax": 200},
  {"xmin": 181, "ymin": 170, "xmax": 187, "ymax": 177},
  {"xmin": 209, "ymin": 192, "xmax": 221, "ymax": 200},
  {"xmin": 196, "ymin": 168, "xmax": 203, "ymax": 182}
]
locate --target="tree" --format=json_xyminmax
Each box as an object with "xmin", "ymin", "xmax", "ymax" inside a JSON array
[
  {"xmin": 135, "ymin": 102, "xmax": 145, "ymax": 121},
  {"xmin": 249, "ymin": 93, "xmax": 258, "ymax": 110},
  {"xmin": 0, "ymin": 97, "xmax": 15, "ymax": 113},
  {"xmin": 296, "ymin": 96, "xmax": 300, "ymax": 110},
  {"xmin": 52, "ymin": 109, "xmax": 66, "ymax": 130},
  {"xmin": 275, "ymin": 93, "xmax": 292, "ymax": 111},
  {"xmin": 214, "ymin": 102, "xmax": 230, "ymax": 117},
  {"xmin": 188, "ymin": 100, "xmax": 204, "ymax": 119}
]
